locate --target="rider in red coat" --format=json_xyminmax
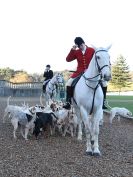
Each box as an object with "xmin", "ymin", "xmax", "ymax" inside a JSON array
[
  {"xmin": 63, "ymin": 37, "xmax": 108, "ymax": 110},
  {"xmin": 66, "ymin": 43, "xmax": 95, "ymax": 78}
]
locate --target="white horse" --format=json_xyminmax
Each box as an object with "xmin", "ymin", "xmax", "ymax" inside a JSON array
[
  {"xmin": 73, "ymin": 45, "xmax": 112, "ymax": 156},
  {"xmin": 42, "ymin": 73, "xmax": 64, "ymax": 105}
]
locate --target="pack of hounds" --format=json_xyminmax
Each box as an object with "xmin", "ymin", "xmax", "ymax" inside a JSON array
[
  {"xmin": 3, "ymin": 96, "xmax": 79, "ymax": 140},
  {"xmin": 2, "ymin": 96, "xmax": 133, "ymax": 141}
]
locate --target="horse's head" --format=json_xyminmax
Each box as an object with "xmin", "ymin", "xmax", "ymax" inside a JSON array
[
  {"xmin": 93, "ymin": 45, "xmax": 112, "ymax": 81},
  {"xmin": 55, "ymin": 73, "xmax": 64, "ymax": 84}
]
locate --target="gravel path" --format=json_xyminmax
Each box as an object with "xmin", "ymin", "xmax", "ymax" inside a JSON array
[{"xmin": 0, "ymin": 97, "xmax": 133, "ymax": 177}]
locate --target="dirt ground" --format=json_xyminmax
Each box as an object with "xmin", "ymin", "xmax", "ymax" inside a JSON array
[{"xmin": 0, "ymin": 97, "xmax": 133, "ymax": 177}]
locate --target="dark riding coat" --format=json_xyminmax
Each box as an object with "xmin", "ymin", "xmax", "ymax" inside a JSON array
[
  {"xmin": 43, "ymin": 70, "xmax": 53, "ymax": 81},
  {"xmin": 66, "ymin": 46, "xmax": 95, "ymax": 78}
]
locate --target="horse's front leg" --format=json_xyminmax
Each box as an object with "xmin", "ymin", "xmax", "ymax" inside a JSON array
[
  {"xmin": 53, "ymin": 91, "xmax": 56, "ymax": 102},
  {"xmin": 91, "ymin": 110, "xmax": 103, "ymax": 156},
  {"xmin": 74, "ymin": 107, "xmax": 83, "ymax": 140},
  {"xmin": 80, "ymin": 106, "xmax": 92, "ymax": 155},
  {"xmin": 46, "ymin": 94, "xmax": 51, "ymax": 106}
]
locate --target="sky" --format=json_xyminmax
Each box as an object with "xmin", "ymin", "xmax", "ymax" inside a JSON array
[{"xmin": 0, "ymin": 0, "xmax": 133, "ymax": 74}]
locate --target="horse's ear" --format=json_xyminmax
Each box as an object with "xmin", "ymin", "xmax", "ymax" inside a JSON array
[{"xmin": 106, "ymin": 44, "xmax": 112, "ymax": 51}]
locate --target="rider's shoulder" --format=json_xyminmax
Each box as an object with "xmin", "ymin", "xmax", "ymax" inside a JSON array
[{"xmin": 86, "ymin": 46, "xmax": 95, "ymax": 54}]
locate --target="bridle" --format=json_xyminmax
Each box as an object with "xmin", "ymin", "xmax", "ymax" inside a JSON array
[
  {"xmin": 95, "ymin": 49, "xmax": 110, "ymax": 73},
  {"xmin": 83, "ymin": 49, "xmax": 110, "ymax": 86},
  {"xmin": 56, "ymin": 74, "xmax": 63, "ymax": 84}
]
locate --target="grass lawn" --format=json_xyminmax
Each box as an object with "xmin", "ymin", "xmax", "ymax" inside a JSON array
[{"xmin": 106, "ymin": 95, "xmax": 133, "ymax": 113}]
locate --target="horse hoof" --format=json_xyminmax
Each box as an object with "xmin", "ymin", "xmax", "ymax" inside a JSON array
[
  {"xmin": 85, "ymin": 151, "xmax": 93, "ymax": 156},
  {"xmin": 93, "ymin": 152, "xmax": 101, "ymax": 157}
]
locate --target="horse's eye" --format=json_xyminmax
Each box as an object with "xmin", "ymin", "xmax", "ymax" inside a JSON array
[{"xmin": 96, "ymin": 56, "xmax": 100, "ymax": 60}]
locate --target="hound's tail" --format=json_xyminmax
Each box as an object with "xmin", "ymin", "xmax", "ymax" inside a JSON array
[
  {"xmin": 3, "ymin": 96, "xmax": 11, "ymax": 123},
  {"xmin": 7, "ymin": 96, "xmax": 11, "ymax": 106}
]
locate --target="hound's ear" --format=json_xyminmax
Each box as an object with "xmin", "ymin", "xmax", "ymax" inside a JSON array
[{"xmin": 106, "ymin": 44, "xmax": 112, "ymax": 51}]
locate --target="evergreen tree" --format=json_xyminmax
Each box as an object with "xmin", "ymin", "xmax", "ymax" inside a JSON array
[{"xmin": 111, "ymin": 55, "xmax": 131, "ymax": 93}]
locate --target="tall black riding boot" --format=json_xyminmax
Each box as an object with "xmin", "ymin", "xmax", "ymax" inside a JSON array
[
  {"xmin": 43, "ymin": 84, "xmax": 46, "ymax": 93},
  {"xmin": 101, "ymin": 86, "xmax": 108, "ymax": 109},
  {"xmin": 63, "ymin": 86, "xmax": 73, "ymax": 110}
]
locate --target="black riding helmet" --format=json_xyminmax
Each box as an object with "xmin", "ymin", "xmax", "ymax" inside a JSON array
[
  {"xmin": 46, "ymin": 64, "xmax": 50, "ymax": 68},
  {"xmin": 74, "ymin": 37, "xmax": 85, "ymax": 48}
]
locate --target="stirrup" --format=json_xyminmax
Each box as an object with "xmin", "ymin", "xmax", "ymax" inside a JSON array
[{"xmin": 63, "ymin": 102, "xmax": 71, "ymax": 110}]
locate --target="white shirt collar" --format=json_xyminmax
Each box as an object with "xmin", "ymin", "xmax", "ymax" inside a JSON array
[{"xmin": 82, "ymin": 45, "xmax": 86, "ymax": 54}]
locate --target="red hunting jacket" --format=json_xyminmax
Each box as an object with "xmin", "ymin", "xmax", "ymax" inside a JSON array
[{"xmin": 66, "ymin": 46, "xmax": 95, "ymax": 78}]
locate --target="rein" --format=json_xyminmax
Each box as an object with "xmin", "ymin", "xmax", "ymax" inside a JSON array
[
  {"xmin": 82, "ymin": 74, "xmax": 101, "ymax": 87},
  {"xmin": 82, "ymin": 74, "xmax": 101, "ymax": 114}
]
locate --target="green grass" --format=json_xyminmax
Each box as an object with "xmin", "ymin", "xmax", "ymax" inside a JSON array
[
  {"xmin": 107, "ymin": 95, "xmax": 133, "ymax": 100},
  {"xmin": 106, "ymin": 95, "xmax": 133, "ymax": 114}
]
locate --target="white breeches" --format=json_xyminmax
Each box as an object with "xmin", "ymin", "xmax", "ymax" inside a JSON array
[{"xmin": 66, "ymin": 78, "xmax": 74, "ymax": 86}]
